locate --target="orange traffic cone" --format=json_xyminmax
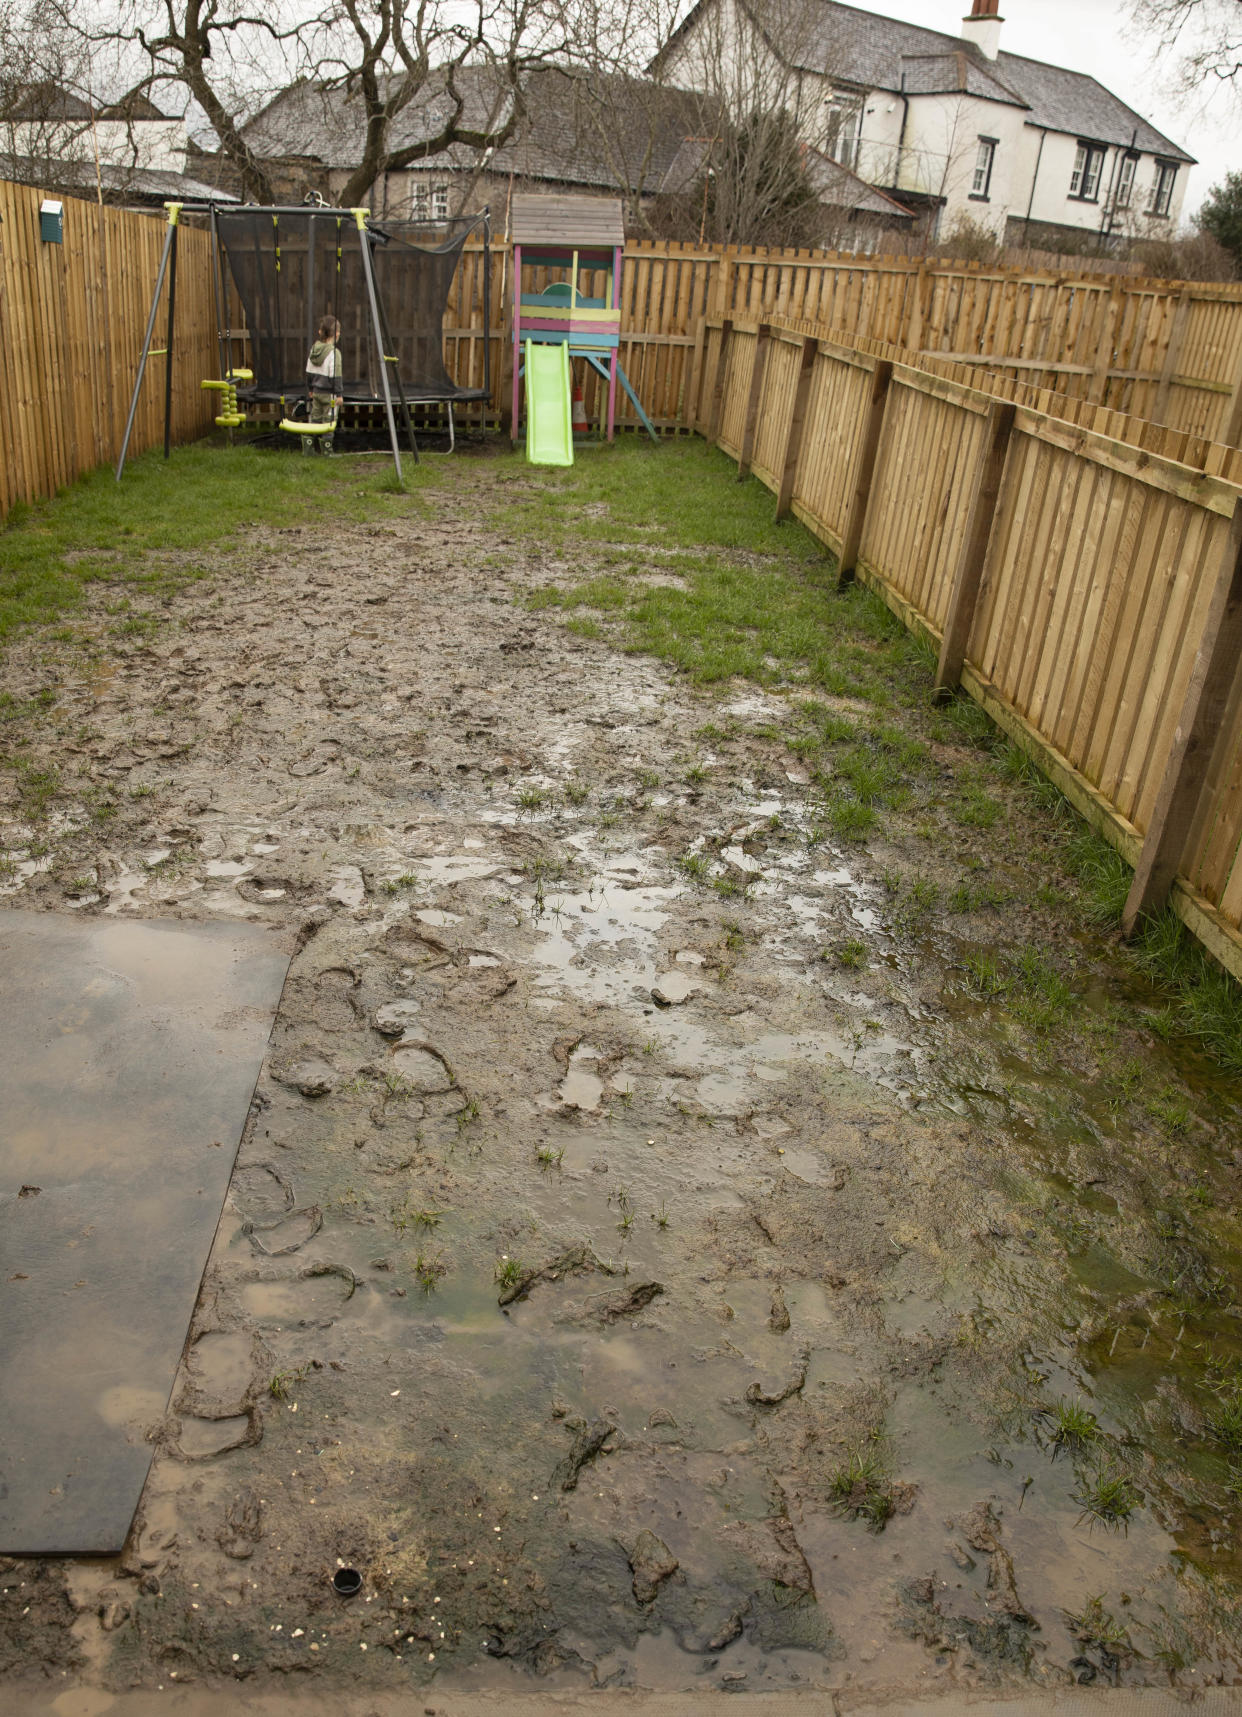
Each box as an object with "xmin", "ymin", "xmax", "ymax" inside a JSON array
[{"xmin": 572, "ymin": 383, "xmax": 588, "ymax": 436}]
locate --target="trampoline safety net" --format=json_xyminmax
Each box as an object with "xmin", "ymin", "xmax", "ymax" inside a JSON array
[{"xmin": 215, "ymin": 210, "xmax": 488, "ymax": 405}]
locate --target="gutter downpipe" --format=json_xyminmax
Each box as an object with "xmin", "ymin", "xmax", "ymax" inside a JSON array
[
  {"xmin": 894, "ymin": 72, "xmax": 909, "ymax": 199},
  {"xmin": 1023, "ymin": 124, "xmax": 1047, "ymax": 243},
  {"xmin": 1100, "ymin": 145, "xmax": 1120, "ymax": 242}
]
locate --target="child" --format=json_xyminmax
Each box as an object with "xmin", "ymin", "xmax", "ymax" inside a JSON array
[{"xmin": 304, "ymin": 316, "xmax": 343, "ymax": 455}]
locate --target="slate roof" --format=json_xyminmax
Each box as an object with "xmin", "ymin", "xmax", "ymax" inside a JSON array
[
  {"xmin": 238, "ymin": 65, "xmax": 713, "ymax": 195},
  {"xmin": 659, "ymin": 0, "xmax": 1193, "ymax": 164},
  {"xmin": 0, "ymin": 155, "xmax": 238, "ymax": 204}
]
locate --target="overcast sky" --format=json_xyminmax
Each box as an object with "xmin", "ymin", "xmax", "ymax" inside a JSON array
[{"xmin": 861, "ymin": 0, "xmax": 1236, "ymax": 216}]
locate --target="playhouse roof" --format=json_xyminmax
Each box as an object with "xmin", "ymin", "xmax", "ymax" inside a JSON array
[{"xmin": 510, "ymin": 193, "xmax": 625, "ymax": 248}]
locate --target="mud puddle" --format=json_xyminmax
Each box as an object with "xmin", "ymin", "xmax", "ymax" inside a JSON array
[{"xmin": 1, "ymin": 450, "xmax": 1241, "ymax": 1704}]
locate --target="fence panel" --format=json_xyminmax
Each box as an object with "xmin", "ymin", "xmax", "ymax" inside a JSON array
[
  {"xmin": 789, "ymin": 344, "xmax": 874, "ymax": 548},
  {"xmin": 861, "ymin": 373, "xmax": 989, "ymax": 633},
  {"xmin": 0, "ymin": 182, "xmax": 217, "ymax": 514}
]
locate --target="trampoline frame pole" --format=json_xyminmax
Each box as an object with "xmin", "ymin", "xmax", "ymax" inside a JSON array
[
  {"xmin": 115, "ymin": 205, "xmax": 178, "ymax": 481},
  {"xmin": 354, "ymin": 209, "xmax": 403, "ymax": 483},
  {"xmin": 162, "ymin": 209, "xmax": 180, "ymax": 460},
  {"xmin": 208, "ymin": 205, "xmax": 228, "ymax": 385}
]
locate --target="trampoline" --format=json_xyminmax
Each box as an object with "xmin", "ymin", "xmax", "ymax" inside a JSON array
[{"xmin": 117, "ymin": 201, "xmax": 492, "ymax": 481}]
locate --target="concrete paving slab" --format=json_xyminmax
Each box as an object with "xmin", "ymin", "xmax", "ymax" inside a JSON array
[{"xmin": 0, "ymin": 910, "xmax": 289, "ymax": 1554}]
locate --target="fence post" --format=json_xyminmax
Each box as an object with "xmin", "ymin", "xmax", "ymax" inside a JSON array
[
  {"xmin": 837, "ymin": 359, "xmax": 893, "ymax": 589},
  {"xmin": 737, "ymin": 322, "xmax": 772, "ymax": 480},
  {"xmin": 1153, "ymin": 288, "xmax": 1192, "ymax": 426},
  {"xmin": 934, "ymin": 401, "xmax": 1017, "ymax": 700},
  {"xmin": 1122, "ymin": 496, "xmax": 1242, "ymax": 934},
  {"xmin": 707, "ymin": 319, "xmax": 733, "ymax": 446},
  {"xmin": 686, "ymin": 320, "xmax": 706, "ymax": 432},
  {"xmin": 775, "ymin": 336, "xmax": 818, "ymax": 522}
]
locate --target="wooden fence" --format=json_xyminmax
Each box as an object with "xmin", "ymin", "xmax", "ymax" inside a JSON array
[
  {"xmin": 5, "ymin": 191, "xmax": 1240, "ymax": 507},
  {"xmin": 0, "ymin": 182, "xmax": 217, "ymax": 516},
  {"xmin": 691, "ymin": 316, "xmax": 1242, "ymax": 981},
  {"xmin": 441, "ymin": 239, "xmax": 1242, "ymax": 450}
]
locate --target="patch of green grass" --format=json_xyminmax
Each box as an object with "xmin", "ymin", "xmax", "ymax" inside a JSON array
[
  {"xmin": 1207, "ymin": 1386, "xmax": 1242, "ymax": 1453},
  {"xmin": 828, "ymin": 1442, "xmax": 897, "ymax": 1531},
  {"xmin": 1041, "ymin": 1396, "xmax": 1100, "ymax": 1451},
  {"xmin": 0, "ymin": 439, "xmax": 425, "ymax": 645},
  {"xmin": 413, "ymin": 1252, "xmax": 447, "ymax": 1294},
  {"xmin": 494, "ymin": 1257, "xmax": 525, "ymax": 1291},
  {"xmin": 961, "ymin": 950, "xmax": 1010, "ymax": 997},
  {"xmin": 268, "ymin": 1365, "xmax": 310, "ymax": 1401},
  {"xmin": 1066, "ymin": 1594, "xmax": 1130, "ymax": 1654},
  {"xmin": 4, "ymin": 757, "xmax": 60, "ymax": 821},
  {"xmin": 1058, "ymin": 828, "xmax": 1242, "ymax": 1076},
  {"xmin": 952, "ymin": 781, "xmax": 1003, "ymax": 829},
  {"xmin": 1073, "ymin": 1465, "xmax": 1141, "ymax": 1531},
  {"xmin": 831, "ymin": 937, "xmax": 868, "ymax": 970},
  {"xmin": 949, "ymin": 876, "xmax": 1008, "ymax": 913}
]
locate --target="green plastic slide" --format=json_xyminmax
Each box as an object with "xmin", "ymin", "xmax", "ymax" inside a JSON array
[{"xmin": 524, "ymin": 339, "xmax": 573, "ymax": 467}]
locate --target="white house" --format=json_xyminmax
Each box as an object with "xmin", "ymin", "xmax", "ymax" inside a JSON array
[
  {"xmin": 0, "ymin": 86, "xmax": 189, "ymax": 177},
  {"xmin": 656, "ymin": 0, "xmax": 1194, "ymax": 247}
]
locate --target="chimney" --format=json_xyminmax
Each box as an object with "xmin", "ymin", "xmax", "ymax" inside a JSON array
[{"xmin": 961, "ymin": 0, "xmax": 1003, "ymax": 59}]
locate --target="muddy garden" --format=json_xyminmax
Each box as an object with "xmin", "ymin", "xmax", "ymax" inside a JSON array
[{"xmin": 3, "ymin": 435, "xmax": 1242, "ymax": 1707}]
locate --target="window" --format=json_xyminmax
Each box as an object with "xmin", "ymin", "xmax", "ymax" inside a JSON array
[
  {"xmin": 1150, "ymin": 160, "xmax": 1177, "ymax": 217},
  {"xmin": 411, "ymin": 181, "xmax": 449, "ymax": 222},
  {"xmin": 971, "ymin": 137, "xmax": 996, "ymax": 200},
  {"xmin": 823, "ymin": 94, "xmax": 862, "ymax": 171},
  {"xmin": 1069, "ymin": 141, "xmax": 1106, "ymax": 201},
  {"xmin": 1113, "ymin": 152, "xmax": 1137, "ymax": 209}
]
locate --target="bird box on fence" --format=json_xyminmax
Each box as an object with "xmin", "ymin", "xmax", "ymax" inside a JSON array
[{"xmin": 39, "ymin": 200, "xmax": 63, "ymax": 244}]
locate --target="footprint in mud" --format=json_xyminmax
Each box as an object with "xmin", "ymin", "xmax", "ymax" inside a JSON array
[
  {"xmin": 311, "ymin": 966, "xmax": 363, "ymax": 1031},
  {"xmin": 229, "ymin": 1162, "xmax": 294, "ymax": 1220},
  {"xmin": 175, "ymin": 1413, "xmax": 258, "ymax": 1459},
  {"xmin": 288, "ymin": 741, "xmax": 340, "ymax": 777},
  {"xmin": 389, "ymin": 1040, "xmax": 455, "ymax": 1094},
  {"xmin": 244, "ymin": 1206, "xmax": 323, "ymax": 1256},
  {"xmin": 185, "ymin": 1330, "xmax": 261, "ymax": 1406},
  {"xmin": 558, "ymin": 1044, "xmax": 605, "ymax": 1111},
  {"xmin": 237, "ymin": 1264, "xmax": 356, "ymax": 1327}
]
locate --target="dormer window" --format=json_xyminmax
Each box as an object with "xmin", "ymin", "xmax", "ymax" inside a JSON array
[
  {"xmin": 1150, "ymin": 160, "xmax": 1177, "ymax": 217},
  {"xmin": 1069, "ymin": 142, "xmax": 1106, "ymax": 201}
]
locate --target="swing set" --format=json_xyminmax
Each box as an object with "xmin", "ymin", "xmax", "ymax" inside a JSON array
[{"xmin": 116, "ymin": 199, "xmax": 492, "ymax": 483}]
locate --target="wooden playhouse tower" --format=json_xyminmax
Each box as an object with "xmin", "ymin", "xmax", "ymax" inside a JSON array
[{"xmin": 509, "ymin": 193, "xmax": 656, "ymax": 443}]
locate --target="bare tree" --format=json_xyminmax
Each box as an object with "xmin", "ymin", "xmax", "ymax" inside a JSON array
[
  {"xmin": 587, "ymin": 0, "xmax": 843, "ymax": 245},
  {"xmin": 53, "ymin": 0, "xmax": 571, "ymax": 204},
  {"xmin": 1129, "ymin": 0, "xmax": 1242, "ymax": 97},
  {"xmin": 0, "ymin": 2, "xmax": 96, "ymax": 183}
]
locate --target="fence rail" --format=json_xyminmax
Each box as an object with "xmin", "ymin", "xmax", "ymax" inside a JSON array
[
  {"xmin": 0, "ymin": 182, "xmax": 217, "ymax": 516},
  {"xmin": 692, "ymin": 315, "xmax": 1242, "ymax": 982}
]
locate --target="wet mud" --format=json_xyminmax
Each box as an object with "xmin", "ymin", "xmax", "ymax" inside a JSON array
[{"xmin": 2, "ymin": 448, "xmax": 1242, "ymax": 1704}]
